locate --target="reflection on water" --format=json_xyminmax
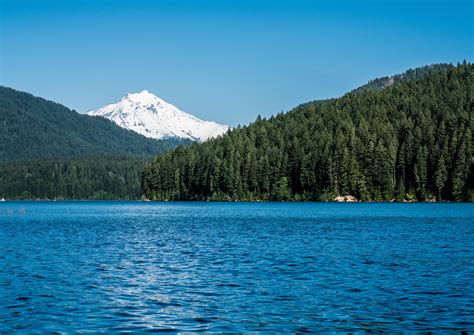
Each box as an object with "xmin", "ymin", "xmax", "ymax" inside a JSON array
[{"xmin": 1, "ymin": 201, "xmax": 473, "ymax": 333}]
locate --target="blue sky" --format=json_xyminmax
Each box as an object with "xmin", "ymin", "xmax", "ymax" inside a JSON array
[{"xmin": 1, "ymin": 0, "xmax": 473, "ymax": 126}]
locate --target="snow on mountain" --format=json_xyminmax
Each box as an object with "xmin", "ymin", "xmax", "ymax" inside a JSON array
[{"xmin": 87, "ymin": 90, "xmax": 229, "ymax": 142}]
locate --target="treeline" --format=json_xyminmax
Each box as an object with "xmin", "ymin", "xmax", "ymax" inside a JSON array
[
  {"xmin": 0, "ymin": 155, "xmax": 152, "ymax": 199},
  {"xmin": 142, "ymin": 63, "xmax": 473, "ymax": 202}
]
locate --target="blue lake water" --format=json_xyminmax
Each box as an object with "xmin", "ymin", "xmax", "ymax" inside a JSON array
[{"xmin": 1, "ymin": 201, "xmax": 473, "ymax": 333}]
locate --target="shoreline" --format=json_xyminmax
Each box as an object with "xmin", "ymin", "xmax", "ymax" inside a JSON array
[{"xmin": 0, "ymin": 199, "xmax": 467, "ymax": 203}]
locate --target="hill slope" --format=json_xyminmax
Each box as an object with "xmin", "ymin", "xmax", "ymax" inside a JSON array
[
  {"xmin": 0, "ymin": 86, "xmax": 187, "ymax": 161},
  {"xmin": 0, "ymin": 86, "xmax": 192, "ymax": 199},
  {"xmin": 142, "ymin": 62, "xmax": 473, "ymax": 202}
]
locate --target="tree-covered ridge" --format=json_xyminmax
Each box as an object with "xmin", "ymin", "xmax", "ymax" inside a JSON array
[
  {"xmin": 352, "ymin": 63, "xmax": 453, "ymax": 93},
  {"xmin": 0, "ymin": 86, "xmax": 189, "ymax": 161},
  {"xmin": 142, "ymin": 63, "xmax": 473, "ymax": 202},
  {"xmin": 0, "ymin": 155, "xmax": 151, "ymax": 200}
]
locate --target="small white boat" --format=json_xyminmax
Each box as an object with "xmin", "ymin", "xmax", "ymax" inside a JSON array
[{"xmin": 0, "ymin": 198, "xmax": 5, "ymax": 202}]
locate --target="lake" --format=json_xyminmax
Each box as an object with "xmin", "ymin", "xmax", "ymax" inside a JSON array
[{"xmin": 1, "ymin": 202, "xmax": 473, "ymax": 333}]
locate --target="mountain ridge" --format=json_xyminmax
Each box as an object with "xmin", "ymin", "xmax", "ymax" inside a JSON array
[
  {"xmin": 351, "ymin": 63, "xmax": 453, "ymax": 93},
  {"xmin": 0, "ymin": 86, "xmax": 189, "ymax": 161}
]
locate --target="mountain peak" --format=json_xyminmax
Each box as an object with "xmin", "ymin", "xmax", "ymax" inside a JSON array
[
  {"xmin": 125, "ymin": 90, "xmax": 159, "ymax": 104},
  {"xmin": 88, "ymin": 90, "xmax": 229, "ymax": 142}
]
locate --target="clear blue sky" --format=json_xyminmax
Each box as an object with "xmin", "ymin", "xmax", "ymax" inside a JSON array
[{"xmin": 1, "ymin": 0, "xmax": 473, "ymax": 126}]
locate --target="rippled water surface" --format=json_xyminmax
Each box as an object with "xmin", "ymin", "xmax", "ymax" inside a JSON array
[{"xmin": 1, "ymin": 202, "xmax": 473, "ymax": 333}]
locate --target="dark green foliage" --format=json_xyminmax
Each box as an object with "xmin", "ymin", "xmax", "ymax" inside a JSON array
[
  {"xmin": 0, "ymin": 86, "xmax": 189, "ymax": 161},
  {"xmin": 0, "ymin": 155, "xmax": 151, "ymax": 199},
  {"xmin": 143, "ymin": 63, "xmax": 473, "ymax": 201},
  {"xmin": 0, "ymin": 86, "xmax": 192, "ymax": 199}
]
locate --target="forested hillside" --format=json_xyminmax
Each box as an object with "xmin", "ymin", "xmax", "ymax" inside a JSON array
[
  {"xmin": 0, "ymin": 86, "xmax": 187, "ymax": 161},
  {"xmin": 0, "ymin": 87, "xmax": 190, "ymax": 199},
  {"xmin": 142, "ymin": 62, "xmax": 473, "ymax": 202}
]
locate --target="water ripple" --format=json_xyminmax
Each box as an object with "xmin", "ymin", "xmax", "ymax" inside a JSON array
[{"xmin": 1, "ymin": 201, "xmax": 473, "ymax": 333}]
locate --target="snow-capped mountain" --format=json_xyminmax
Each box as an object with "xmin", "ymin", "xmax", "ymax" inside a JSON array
[{"xmin": 88, "ymin": 90, "xmax": 229, "ymax": 142}]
